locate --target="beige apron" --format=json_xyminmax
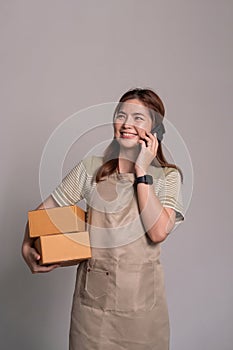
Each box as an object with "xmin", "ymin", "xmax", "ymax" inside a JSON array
[{"xmin": 69, "ymin": 163, "xmax": 170, "ymax": 349}]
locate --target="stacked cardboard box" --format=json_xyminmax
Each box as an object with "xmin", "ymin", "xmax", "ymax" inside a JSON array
[{"xmin": 28, "ymin": 205, "xmax": 92, "ymax": 266}]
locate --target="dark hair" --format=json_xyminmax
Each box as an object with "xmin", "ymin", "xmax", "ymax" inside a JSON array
[{"xmin": 95, "ymin": 87, "xmax": 183, "ymax": 183}]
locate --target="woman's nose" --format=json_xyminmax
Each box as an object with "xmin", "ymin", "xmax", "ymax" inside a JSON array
[{"xmin": 122, "ymin": 116, "xmax": 134, "ymax": 127}]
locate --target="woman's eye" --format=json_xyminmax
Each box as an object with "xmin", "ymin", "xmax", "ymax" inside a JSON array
[
  {"xmin": 135, "ymin": 116, "xmax": 144, "ymax": 121},
  {"xmin": 115, "ymin": 114, "xmax": 125, "ymax": 119}
]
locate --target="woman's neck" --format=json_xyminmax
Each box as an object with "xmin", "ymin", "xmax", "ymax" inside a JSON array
[{"xmin": 118, "ymin": 148, "xmax": 139, "ymax": 173}]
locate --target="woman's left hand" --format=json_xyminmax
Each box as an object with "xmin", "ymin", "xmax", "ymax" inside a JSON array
[{"xmin": 135, "ymin": 128, "xmax": 159, "ymax": 175}]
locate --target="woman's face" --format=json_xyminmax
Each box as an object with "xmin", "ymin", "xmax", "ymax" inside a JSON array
[{"xmin": 113, "ymin": 99, "xmax": 153, "ymax": 149}]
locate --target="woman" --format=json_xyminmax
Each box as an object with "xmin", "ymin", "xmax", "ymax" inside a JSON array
[{"xmin": 22, "ymin": 88, "xmax": 185, "ymax": 349}]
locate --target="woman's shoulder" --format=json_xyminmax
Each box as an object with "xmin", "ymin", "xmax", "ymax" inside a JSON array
[
  {"xmin": 148, "ymin": 164, "xmax": 180, "ymax": 179},
  {"xmin": 81, "ymin": 155, "xmax": 104, "ymax": 175}
]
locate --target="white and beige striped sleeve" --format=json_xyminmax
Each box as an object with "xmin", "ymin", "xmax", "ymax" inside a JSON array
[
  {"xmin": 50, "ymin": 160, "xmax": 88, "ymax": 207},
  {"xmin": 158, "ymin": 168, "xmax": 185, "ymax": 224}
]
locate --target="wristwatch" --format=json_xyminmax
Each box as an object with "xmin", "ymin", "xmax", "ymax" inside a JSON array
[{"xmin": 134, "ymin": 174, "xmax": 153, "ymax": 185}]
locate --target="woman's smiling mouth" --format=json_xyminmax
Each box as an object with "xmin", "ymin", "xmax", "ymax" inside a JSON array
[{"xmin": 120, "ymin": 131, "xmax": 138, "ymax": 138}]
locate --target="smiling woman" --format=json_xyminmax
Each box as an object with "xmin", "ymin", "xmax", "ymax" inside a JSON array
[
  {"xmin": 114, "ymin": 99, "xmax": 153, "ymax": 148},
  {"xmin": 22, "ymin": 87, "xmax": 185, "ymax": 350},
  {"xmin": 96, "ymin": 88, "xmax": 183, "ymax": 182}
]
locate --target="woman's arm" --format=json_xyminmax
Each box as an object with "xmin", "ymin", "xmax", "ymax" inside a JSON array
[
  {"xmin": 135, "ymin": 129, "xmax": 176, "ymax": 243},
  {"xmin": 21, "ymin": 195, "xmax": 61, "ymax": 273},
  {"xmin": 134, "ymin": 178, "xmax": 176, "ymax": 243}
]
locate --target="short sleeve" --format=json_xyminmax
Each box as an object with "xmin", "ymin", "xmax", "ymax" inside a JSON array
[
  {"xmin": 158, "ymin": 168, "xmax": 185, "ymax": 224},
  {"xmin": 51, "ymin": 160, "xmax": 88, "ymax": 207}
]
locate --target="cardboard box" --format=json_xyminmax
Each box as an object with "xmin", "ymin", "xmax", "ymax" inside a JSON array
[
  {"xmin": 28, "ymin": 205, "xmax": 86, "ymax": 238},
  {"xmin": 34, "ymin": 231, "xmax": 91, "ymax": 266}
]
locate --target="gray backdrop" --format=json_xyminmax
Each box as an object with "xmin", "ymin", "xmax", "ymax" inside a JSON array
[{"xmin": 1, "ymin": 1, "xmax": 232, "ymax": 349}]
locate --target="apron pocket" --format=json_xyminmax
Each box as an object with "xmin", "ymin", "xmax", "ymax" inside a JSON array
[
  {"xmin": 114, "ymin": 261, "xmax": 157, "ymax": 312},
  {"xmin": 80, "ymin": 261, "xmax": 110, "ymax": 310}
]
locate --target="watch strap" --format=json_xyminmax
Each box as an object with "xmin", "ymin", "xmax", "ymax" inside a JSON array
[{"xmin": 134, "ymin": 174, "xmax": 153, "ymax": 185}]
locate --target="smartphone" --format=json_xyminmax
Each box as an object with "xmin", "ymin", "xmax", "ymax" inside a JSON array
[{"xmin": 151, "ymin": 123, "xmax": 165, "ymax": 142}]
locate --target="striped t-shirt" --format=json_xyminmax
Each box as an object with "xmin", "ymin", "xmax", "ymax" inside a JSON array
[{"xmin": 51, "ymin": 155, "xmax": 185, "ymax": 224}]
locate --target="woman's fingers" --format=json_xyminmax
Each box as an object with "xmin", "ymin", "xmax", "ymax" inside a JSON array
[
  {"xmin": 30, "ymin": 248, "xmax": 40, "ymax": 261},
  {"xmin": 135, "ymin": 127, "xmax": 157, "ymax": 148},
  {"xmin": 141, "ymin": 132, "xmax": 157, "ymax": 153},
  {"xmin": 26, "ymin": 246, "xmax": 60, "ymax": 273},
  {"xmin": 146, "ymin": 132, "xmax": 159, "ymax": 153},
  {"xmin": 30, "ymin": 256, "xmax": 61, "ymax": 273},
  {"xmin": 136, "ymin": 128, "xmax": 150, "ymax": 147},
  {"xmin": 134, "ymin": 127, "xmax": 159, "ymax": 173},
  {"xmin": 31, "ymin": 263, "xmax": 61, "ymax": 274},
  {"xmin": 146, "ymin": 131, "xmax": 156, "ymax": 144}
]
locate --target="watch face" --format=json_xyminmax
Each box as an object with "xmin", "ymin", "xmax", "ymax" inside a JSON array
[
  {"xmin": 145, "ymin": 175, "xmax": 153, "ymax": 184},
  {"xmin": 135, "ymin": 175, "xmax": 153, "ymax": 185}
]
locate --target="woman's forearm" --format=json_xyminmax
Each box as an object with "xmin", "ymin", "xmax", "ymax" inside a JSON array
[
  {"xmin": 135, "ymin": 176, "xmax": 175, "ymax": 243},
  {"xmin": 22, "ymin": 221, "xmax": 34, "ymax": 246}
]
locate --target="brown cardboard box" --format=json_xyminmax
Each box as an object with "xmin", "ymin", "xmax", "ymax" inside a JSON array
[
  {"xmin": 28, "ymin": 205, "xmax": 86, "ymax": 238},
  {"xmin": 34, "ymin": 231, "xmax": 91, "ymax": 266}
]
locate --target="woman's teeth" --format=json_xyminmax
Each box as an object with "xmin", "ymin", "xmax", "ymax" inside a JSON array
[{"xmin": 121, "ymin": 132, "xmax": 137, "ymax": 136}]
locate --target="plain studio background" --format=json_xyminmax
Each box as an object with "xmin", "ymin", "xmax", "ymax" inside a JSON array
[{"xmin": 0, "ymin": 1, "xmax": 232, "ymax": 349}]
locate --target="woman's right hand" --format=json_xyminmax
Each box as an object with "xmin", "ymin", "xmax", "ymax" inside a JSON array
[
  {"xmin": 22, "ymin": 195, "xmax": 61, "ymax": 273},
  {"xmin": 22, "ymin": 241, "xmax": 60, "ymax": 274}
]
